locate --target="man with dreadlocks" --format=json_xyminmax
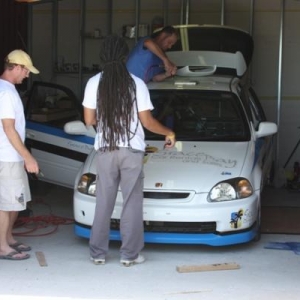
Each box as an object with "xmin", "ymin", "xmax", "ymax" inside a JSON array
[
  {"xmin": 126, "ymin": 25, "xmax": 178, "ymax": 83},
  {"xmin": 83, "ymin": 35, "xmax": 176, "ymax": 267}
]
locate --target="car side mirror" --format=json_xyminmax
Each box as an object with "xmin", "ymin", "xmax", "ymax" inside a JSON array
[
  {"xmin": 64, "ymin": 120, "xmax": 89, "ymax": 135},
  {"xmin": 255, "ymin": 122, "xmax": 278, "ymax": 138},
  {"xmin": 64, "ymin": 120, "xmax": 96, "ymax": 137}
]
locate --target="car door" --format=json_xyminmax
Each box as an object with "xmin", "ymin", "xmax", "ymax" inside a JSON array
[
  {"xmin": 247, "ymin": 87, "xmax": 275, "ymax": 185},
  {"xmin": 25, "ymin": 81, "xmax": 94, "ymax": 188}
]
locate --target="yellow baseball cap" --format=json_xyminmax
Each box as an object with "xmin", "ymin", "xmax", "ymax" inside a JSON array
[{"xmin": 6, "ymin": 49, "xmax": 39, "ymax": 74}]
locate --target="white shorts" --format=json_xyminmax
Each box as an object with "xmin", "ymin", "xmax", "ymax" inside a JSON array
[{"xmin": 0, "ymin": 161, "xmax": 31, "ymax": 211}]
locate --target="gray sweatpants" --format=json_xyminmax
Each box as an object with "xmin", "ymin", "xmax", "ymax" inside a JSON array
[{"xmin": 89, "ymin": 147, "xmax": 145, "ymax": 260}]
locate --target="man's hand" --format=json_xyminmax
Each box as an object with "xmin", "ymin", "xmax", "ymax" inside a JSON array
[
  {"xmin": 163, "ymin": 59, "xmax": 177, "ymax": 76},
  {"xmin": 24, "ymin": 155, "xmax": 39, "ymax": 174},
  {"xmin": 139, "ymin": 110, "xmax": 176, "ymax": 148},
  {"xmin": 164, "ymin": 132, "xmax": 176, "ymax": 148}
]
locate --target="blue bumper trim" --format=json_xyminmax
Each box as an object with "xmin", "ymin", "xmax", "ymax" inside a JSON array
[{"xmin": 74, "ymin": 224, "xmax": 256, "ymax": 246}]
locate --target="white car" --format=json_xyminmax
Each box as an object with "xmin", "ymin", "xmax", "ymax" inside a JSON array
[{"xmin": 26, "ymin": 25, "xmax": 277, "ymax": 246}]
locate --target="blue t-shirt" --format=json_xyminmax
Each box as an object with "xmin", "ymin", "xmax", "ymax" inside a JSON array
[{"xmin": 126, "ymin": 36, "xmax": 164, "ymax": 83}]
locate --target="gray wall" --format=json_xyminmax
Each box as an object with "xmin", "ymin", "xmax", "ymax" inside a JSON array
[{"xmin": 30, "ymin": 0, "xmax": 300, "ymax": 172}]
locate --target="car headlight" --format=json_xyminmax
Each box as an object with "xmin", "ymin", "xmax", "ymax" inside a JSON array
[
  {"xmin": 77, "ymin": 173, "xmax": 96, "ymax": 196},
  {"xmin": 208, "ymin": 178, "xmax": 253, "ymax": 202}
]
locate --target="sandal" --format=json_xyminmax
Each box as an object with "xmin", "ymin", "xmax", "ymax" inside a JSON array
[
  {"xmin": 0, "ymin": 250, "xmax": 30, "ymax": 260},
  {"xmin": 10, "ymin": 242, "xmax": 32, "ymax": 252}
]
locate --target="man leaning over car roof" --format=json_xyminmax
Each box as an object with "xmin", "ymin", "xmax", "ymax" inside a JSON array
[{"xmin": 126, "ymin": 25, "xmax": 178, "ymax": 83}]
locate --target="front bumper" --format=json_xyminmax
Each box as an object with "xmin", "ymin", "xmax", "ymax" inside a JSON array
[
  {"xmin": 74, "ymin": 222, "xmax": 258, "ymax": 246},
  {"xmin": 73, "ymin": 189, "xmax": 260, "ymax": 246}
]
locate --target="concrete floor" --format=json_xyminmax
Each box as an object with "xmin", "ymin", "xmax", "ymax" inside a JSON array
[{"xmin": 1, "ymin": 182, "xmax": 300, "ymax": 300}]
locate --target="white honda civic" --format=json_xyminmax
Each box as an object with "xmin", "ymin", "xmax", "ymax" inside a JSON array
[
  {"xmin": 64, "ymin": 25, "xmax": 277, "ymax": 246},
  {"xmin": 25, "ymin": 25, "xmax": 277, "ymax": 246}
]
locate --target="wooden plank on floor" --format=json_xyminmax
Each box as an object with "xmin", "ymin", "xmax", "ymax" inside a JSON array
[
  {"xmin": 176, "ymin": 262, "xmax": 240, "ymax": 273},
  {"xmin": 35, "ymin": 251, "xmax": 48, "ymax": 267}
]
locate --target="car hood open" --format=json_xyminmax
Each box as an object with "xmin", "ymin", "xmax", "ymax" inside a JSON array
[{"xmin": 167, "ymin": 25, "xmax": 254, "ymax": 75}]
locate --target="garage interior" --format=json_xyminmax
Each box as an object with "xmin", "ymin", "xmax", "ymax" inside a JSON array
[
  {"xmin": 1, "ymin": 0, "xmax": 300, "ymax": 299},
  {"xmin": 2, "ymin": 0, "xmax": 300, "ymax": 175}
]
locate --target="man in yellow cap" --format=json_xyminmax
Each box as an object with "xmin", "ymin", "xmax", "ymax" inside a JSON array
[{"xmin": 0, "ymin": 49, "xmax": 40, "ymax": 260}]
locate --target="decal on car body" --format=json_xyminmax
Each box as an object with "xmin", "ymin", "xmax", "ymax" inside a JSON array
[
  {"xmin": 230, "ymin": 209, "xmax": 244, "ymax": 228},
  {"xmin": 151, "ymin": 151, "xmax": 237, "ymax": 168}
]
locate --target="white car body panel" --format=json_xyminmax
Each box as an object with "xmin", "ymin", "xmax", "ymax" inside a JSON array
[
  {"xmin": 74, "ymin": 189, "xmax": 259, "ymax": 232},
  {"xmin": 26, "ymin": 123, "xmax": 94, "ymax": 188},
  {"xmin": 73, "ymin": 138, "xmax": 262, "ymax": 233}
]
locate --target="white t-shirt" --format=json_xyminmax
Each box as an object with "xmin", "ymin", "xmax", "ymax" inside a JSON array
[
  {"xmin": 82, "ymin": 72, "xmax": 153, "ymax": 152},
  {"xmin": 0, "ymin": 79, "xmax": 25, "ymax": 162}
]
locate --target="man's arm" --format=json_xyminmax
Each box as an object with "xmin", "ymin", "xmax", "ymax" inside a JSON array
[
  {"xmin": 1, "ymin": 118, "xmax": 39, "ymax": 174},
  {"xmin": 152, "ymin": 70, "xmax": 173, "ymax": 82},
  {"xmin": 143, "ymin": 38, "xmax": 177, "ymax": 76},
  {"xmin": 138, "ymin": 109, "xmax": 175, "ymax": 148},
  {"xmin": 84, "ymin": 107, "xmax": 96, "ymax": 126}
]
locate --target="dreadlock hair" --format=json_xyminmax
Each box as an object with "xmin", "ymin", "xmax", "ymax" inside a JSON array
[{"xmin": 96, "ymin": 34, "xmax": 137, "ymax": 152}]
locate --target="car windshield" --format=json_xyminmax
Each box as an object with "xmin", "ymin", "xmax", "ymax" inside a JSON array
[{"xmin": 146, "ymin": 90, "xmax": 250, "ymax": 141}]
